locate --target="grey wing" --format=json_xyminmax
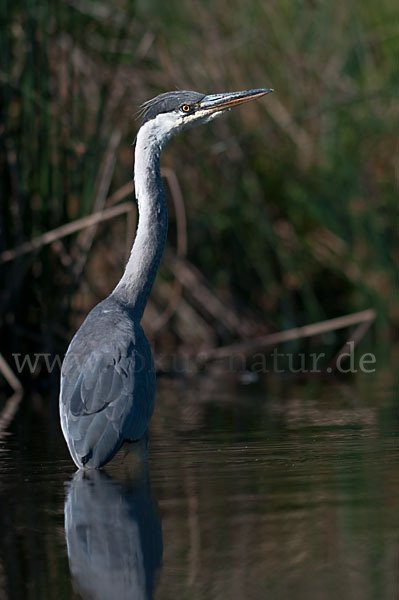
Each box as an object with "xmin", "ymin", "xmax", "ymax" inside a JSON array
[{"xmin": 60, "ymin": 336, "xmax": 155, "ymax": 468}]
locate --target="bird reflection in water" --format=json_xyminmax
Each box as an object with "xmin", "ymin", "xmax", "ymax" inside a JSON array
[{"xmin": 64, "ymin": 466, "xmax": 162, "ymax": 600}]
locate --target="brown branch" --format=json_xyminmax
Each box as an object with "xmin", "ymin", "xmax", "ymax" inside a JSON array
[
  {"xmin": 0, "ymin": 201, "xmax": 135, "ymax": 264},
  {"xmin": 328, "ymin": 318, "xmax": 374, "ymax": 371},
  {"xmin": 0, "ymin": 354, "xmax": 23, "ymax": 392},
  {"xmin": 164, "ymin": 249, "xmax": 248, "ymax": 337},
  {"xmin": 197, "ymin": 309, "xmax": 376, "ymax": 363},
  {"xmin": 0, "ymin": 391, "xmax": 23, "ymax": 437},
  {"xmin": 106, "ymin": 181, "xmax": 134, "ymax": 207}
]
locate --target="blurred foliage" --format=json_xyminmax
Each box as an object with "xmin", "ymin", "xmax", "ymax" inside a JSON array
[{"xmin": 0, "ymin": 0, "xmax": 398, "ymax": 370}]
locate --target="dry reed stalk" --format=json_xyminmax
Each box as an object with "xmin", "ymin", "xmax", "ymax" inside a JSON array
[
  {"xmin": 328, "ymin": 318, "xmax": 375, "ymax": 371},
  {"xmin": 0, "ymin": 391, "xmax": 23, "ymax": 437},
  {"xmin": 0, "ymin": 201, "xmax": 135, "ymax": 264},
  {"xmin": 164, "ymin": 249, "xmax": 249, "ymax": 337},
  {"xmin": 0, "ymin": 353, "xmax": 23, "ymax": 392},
  {"xmin": 107, "ymin": 181, "xmax": 134, "ymax": 206},
  {"xmin": 197, "ymin": 309, "xmax": 376, "ymax": 363}
]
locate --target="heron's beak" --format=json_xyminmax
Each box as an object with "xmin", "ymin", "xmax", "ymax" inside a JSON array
[{"xmin": 199, "ymin": 88, "xmax": 273, "ymax": 113}]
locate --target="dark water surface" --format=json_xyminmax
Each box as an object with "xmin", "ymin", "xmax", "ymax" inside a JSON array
[{"xmin": 0, "ymin": 362, "xmax": 397, "ymax": 600}]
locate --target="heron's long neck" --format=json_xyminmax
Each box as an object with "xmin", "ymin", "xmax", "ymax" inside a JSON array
[{"xmin": 112, "ymin": 131, "xmax": 168, "ymax": 319}]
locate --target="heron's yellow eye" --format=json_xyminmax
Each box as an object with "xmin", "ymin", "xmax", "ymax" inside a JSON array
[{"xmin": 181, "ymin": 104, "xmax": 191, "ymax": 113}]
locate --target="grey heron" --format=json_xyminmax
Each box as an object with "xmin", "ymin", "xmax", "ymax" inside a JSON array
[{"xmin": 60, "ymin": 88, "xmax": 272, "ymax": 469}]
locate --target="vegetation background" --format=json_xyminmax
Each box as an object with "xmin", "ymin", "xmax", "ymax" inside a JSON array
[{"xmin": 0, "ymin": 0, "xmax": 398, "ymax": 387}]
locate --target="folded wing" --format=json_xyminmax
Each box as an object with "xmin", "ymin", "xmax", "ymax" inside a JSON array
[{"xmin": 60, "ymin": 325, "xmax": 155, "ymax": 468}]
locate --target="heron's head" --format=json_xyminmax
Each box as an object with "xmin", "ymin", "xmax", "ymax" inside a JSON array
[{"xmin": 137, "ymin": 88, "xmax": 273, "ymax": 149}]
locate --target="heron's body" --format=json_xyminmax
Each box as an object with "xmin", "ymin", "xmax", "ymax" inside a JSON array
[
  {"xmin": 60, "ymin": 87, "xmax": 272, "ymax": 469},
  {"xmin": 60, "ymin": 298, "xmax": 155, "ymax": 468}
]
